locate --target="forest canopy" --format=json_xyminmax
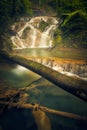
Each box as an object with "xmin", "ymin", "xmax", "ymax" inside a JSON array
[{"xmin": 0, "ymin": 0, "xmax": 87, "ymax": 49}]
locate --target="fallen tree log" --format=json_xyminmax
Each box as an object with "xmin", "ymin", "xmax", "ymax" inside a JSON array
[
  {"xmin": 0, "ymin": 51, "xmax": 87, "ymax": 101},
  {"xmin": 0, "ymin": 101, "xmax": 87, "ymax": 121}
]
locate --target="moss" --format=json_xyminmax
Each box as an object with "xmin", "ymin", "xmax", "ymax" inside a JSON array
[
  {"xmin": 53, "ymin": 28, "xmax": 62, "ymax": 47},
  {"xmin": 39, "ymin": 20, "xmax": 49, "ymax": 32}
]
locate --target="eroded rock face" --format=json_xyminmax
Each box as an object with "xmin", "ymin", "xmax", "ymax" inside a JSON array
[{"xmin": 11, "ymin": 16, "xmax": 58, "ymax": 48}]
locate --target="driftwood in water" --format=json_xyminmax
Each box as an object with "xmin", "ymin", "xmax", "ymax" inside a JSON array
[
  {"xmin": 0, "ymin": 101, "xmax": 87, "ymax": 121},
  {"xmin": 32, "ymin": 110, "xmax": 52, "ymax": 130},
  {"xmin": 0, "ymin": 87, "xmax": 86, "ymax": 121}
]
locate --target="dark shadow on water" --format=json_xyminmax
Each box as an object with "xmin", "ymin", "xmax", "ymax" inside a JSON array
[
  {"xmin": 0, "ymin": 108, "xmax": 37, "ymax": 130},
  {"xmin": 47, "ymin": 113, "xmax": 87, "ymax": 130},
  {"xmin": 0, "ymin": 107, "xmax": 87, "ymax": 130}
]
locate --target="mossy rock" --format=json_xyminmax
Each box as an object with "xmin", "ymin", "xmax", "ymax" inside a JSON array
[{"xmin": 39, "ymin": 20, "xmax": 49, "ymax": 32}]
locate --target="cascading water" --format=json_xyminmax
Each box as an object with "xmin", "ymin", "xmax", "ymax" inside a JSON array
[
  {"xmin": 11, "ymin": 16, "xmax": 58, "ymax": 48},
  {"xmin": 26, "ymin": 57, "xmax": 87, "ymax": 81},
  {"xmin": 11, "ymin": 16, "xmax": 87, "ymax": 81},
  {"xmin": 40, "ymin": 25, "xmax": 57, "ymax": 47}
]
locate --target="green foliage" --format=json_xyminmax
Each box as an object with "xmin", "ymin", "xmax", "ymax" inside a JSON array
[
  {"xmin": 0, "ymin": 0, "xmax": 33, "ymax": 51},
  {"xmin": 53, "ymin": 29, "xmax": 62, "ymax": 46},
  {"xmin": 48, "ymin": 0, "xmax": 87, "ymax": 48},
  {"xmin": 60, "ymin": 10, "xmax": 87, "ymax": 47},
  {"xmin": 0, "ymin": 0, "xmax": 33, "ymax": 31},
  {"xmin": 21, "ymin": 0, "xmax": 33, "ymax": 15},
  {"xmin": 0, "ymin": 0, "xmax": 87, "ymax": 49},
  {"xmin": 61, "ymin": 10, "xmax": 87, "ymax": 27},
  {"xmin": 39, "ymin": 20, "xmax": 49, "ymax": 32}
]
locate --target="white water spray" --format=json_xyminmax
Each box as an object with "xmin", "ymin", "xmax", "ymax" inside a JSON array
[{"xmin": 11, "ymin": 16, "xmax": 58, "ymax": 48}]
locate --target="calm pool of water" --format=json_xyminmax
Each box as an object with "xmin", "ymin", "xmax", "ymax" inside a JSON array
[{"xmin": 0, "ymin": 59, "xmax": 87, "ymax": 130}]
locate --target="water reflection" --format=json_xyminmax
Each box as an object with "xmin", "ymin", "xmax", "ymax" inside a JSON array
[
  {"xmin": 0, "ymin": 60, "xmax": 40, "ymax": 88},
  {"xmin": 0, "ymin": 59, "xmax": 87, "ymax": 130},
  {"xmin": 12, "ymin": 65, "xmax": 31, "ymax": 75}
]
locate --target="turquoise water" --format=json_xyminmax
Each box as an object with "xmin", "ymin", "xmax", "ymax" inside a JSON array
[
  {"xmin": 0, "ymin": 59, "xmax": 87, "ymax": 130},
  {"xmin": 0, "ymin": 60, "xmax": 40, "ymax": 89}
]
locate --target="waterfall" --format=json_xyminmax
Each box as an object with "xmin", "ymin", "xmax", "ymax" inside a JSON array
[
  {"xmin": 40, "ymin": 25, "xmax": 57, "ymax": 47},
  {"xmin": 30, "ymin": 27, "xmax": 37, "ymax": 48},
  {"xmin": 11, "ymin": 16, "xmax": 58, "ymax": 49},
  {"xmin": 26, "ymin": 57, "xmax": 87, "ymax": 81}
]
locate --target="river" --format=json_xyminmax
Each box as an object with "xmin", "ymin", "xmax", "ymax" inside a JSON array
[
  {"xmin": 0, "ymin": 57, "xmax": 87, "ymax": 130},
  {"xmin": 0, "ymin": 15, "xmax": 87, "ymax": 130}
]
